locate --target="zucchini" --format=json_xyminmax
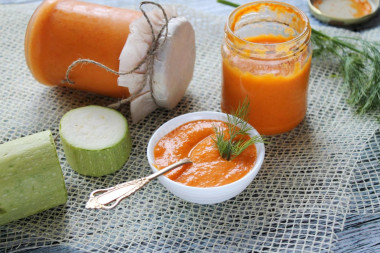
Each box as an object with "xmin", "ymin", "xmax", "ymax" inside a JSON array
[
  {"xmin": 59, "ymin": 105, "xmax": 131, "ymax": 177},
  {"xmin": 0, "ymin": 130, "xmax": 67, "ymax": 225}
]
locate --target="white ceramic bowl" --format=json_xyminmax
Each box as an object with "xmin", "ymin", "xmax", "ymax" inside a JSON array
[{"xmin": 147, "ymin": 111, "xmax": 265, "ymax": 204}]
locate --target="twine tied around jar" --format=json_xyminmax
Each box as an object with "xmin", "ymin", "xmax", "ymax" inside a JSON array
[{"xmin": 62, "ymin": 1, "xmax": 169, "ymax": 109}]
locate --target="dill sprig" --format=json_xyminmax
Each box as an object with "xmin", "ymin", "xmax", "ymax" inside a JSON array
[
  {"xmin": 217, "ymin": 0, "xmax": 239, "ymax": 8},
  {"xmin": 217, "ymin": 0, "xmax": 380, "ymax": 115},
  {"xmin": 311, "ymin": 30, "xmax": 380, "ymax": 114},
  {"xmin": 213, "ymin": 99, "xmax": 264, "ymax": 161}
]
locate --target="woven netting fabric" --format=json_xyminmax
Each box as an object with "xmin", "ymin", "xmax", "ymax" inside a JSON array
[{"xmin": 0, "ymin": 2, "xmax": 379, "ymax": 253}]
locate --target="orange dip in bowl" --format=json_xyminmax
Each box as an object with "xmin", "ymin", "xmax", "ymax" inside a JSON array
[{"xmin": 153, "ymin": 120, "xmax": 257, "ymax": 187}]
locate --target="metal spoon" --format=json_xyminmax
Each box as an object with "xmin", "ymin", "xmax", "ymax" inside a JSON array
[{"xmin": 85, "ymin": 158, "xmax": 192, "ymax": 210}]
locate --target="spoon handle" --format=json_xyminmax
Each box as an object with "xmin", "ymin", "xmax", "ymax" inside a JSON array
[
  {"xmin": 85, "ymin": 158, "xmax": 192, "ymax": 210},
  {"xmin": 146, "ymin": 158, "xmax": 192, "ymax": 180}
]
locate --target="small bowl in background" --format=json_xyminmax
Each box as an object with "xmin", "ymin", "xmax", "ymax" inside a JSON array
[
  {"xmin": 308, "ymin": 0, "xmax": 379, "ymax": 26},
  {"xmin": 146, "ymin": 111, "xmax": 265, "ymax": 204}
]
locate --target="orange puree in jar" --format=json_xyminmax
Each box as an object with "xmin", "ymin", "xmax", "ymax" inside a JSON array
[
  {"xmin": 25, "ymin": 0, "xmax": 141, "ymax": 98},
  {"xmin": 222, "ymin": 35, "xmax": 312, "ymax": 135},
  {"xmin": 221, "ymin": 2, "xmax": 312, "ymax": 135},
  {"xmin": 153, "ymin": 120, "xmax": 257, "ymax": 187},
  {"xmin": 245, "ymin": 34, "xmax": 294, "ymax": 44}
]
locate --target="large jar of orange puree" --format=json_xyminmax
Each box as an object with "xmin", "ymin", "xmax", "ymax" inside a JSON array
[
  {"xmin": 25, "ymin": 0, "xmax": 141, "ymax": 98},
  {"xmin": 221, "ymin": 1, "xmax": 312, "ymax": 135}
]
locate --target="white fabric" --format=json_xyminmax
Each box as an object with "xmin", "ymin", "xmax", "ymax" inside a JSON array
[
  {"xmin": 118, "ymin": 6, "xmax": 195, "ymax": 122},
  {"xmin": 152, "ymin": 16, "xmax": 195, "ymax": 109}
]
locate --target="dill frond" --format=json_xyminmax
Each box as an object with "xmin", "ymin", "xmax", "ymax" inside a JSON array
[
  {"xmin": 213, "ymin": 98, "xmax": 264, "ymax": 161},
  {"xmin": 311, "ymin": 30, "xmax": 380, "ymax": 114},
  {"xmin": 216, "ymin": 0, "xmax": 239, "ymax": 8}
]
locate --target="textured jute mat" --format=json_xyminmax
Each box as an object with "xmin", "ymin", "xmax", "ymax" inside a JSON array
[{"xmin": 0, "ymin": 2, "xmax": 379, "ymax": 252}]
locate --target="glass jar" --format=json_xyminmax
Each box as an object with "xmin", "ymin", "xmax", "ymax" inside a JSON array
[
  {"xmin": 25, "ymin": 0, "xmax": 141, "ymax": 98},
  {"xmin": 221, "ymin": 1, "xmax": 312, "ymax": 135}
]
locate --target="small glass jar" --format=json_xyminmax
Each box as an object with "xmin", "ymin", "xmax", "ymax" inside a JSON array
[{"xmin": 221, "ymin": 1, "xmax": 312, "ymax": 135}]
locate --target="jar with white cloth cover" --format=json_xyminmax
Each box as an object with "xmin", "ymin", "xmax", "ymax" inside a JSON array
[{"xmin": 25, "ymin": 0, "xmax": 196, "ymax": 122}]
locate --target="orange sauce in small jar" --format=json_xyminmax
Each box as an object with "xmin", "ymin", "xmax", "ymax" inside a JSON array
[
  {"xmin": 221, "ymin": 1, "xmax": 312, "ymax": 135},
  {"xmin": 153, "ymin": 120, "xmax": 257, "ymax": 187}
]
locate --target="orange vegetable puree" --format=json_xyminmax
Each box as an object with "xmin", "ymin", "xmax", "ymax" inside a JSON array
[
  {"xmin": 154, "ymin": 120, "xmax": 257, "ymax": 187},
  {"xmin": 245, "ymin": 34, "xmax": 293, "ymax": 44},
  {"xmin": 222, "ymin": 34, "xmax": 312, "ymax": 135},
  {"xmin": 25, "ymin": 0, "xmax": 141, "ymax": 98}
]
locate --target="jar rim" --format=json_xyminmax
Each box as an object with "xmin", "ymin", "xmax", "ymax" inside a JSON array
[{"xmin": 226, "ymin": 1, "xmax": 311, "ymax": 47}]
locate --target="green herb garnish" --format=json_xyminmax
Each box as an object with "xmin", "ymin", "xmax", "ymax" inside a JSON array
[
  {"xmin": 217, "ymin": 0, "xmax": 380, "ymax": 115},
  {"xmin": 213, "ymin": 98, "xmax": 263, "ymax": 161},
  {"xmin": 217, "ymin": 0, "xmax": 239, "ymax": 7},
  {"xmin": 311, "ymin": 30, "xmax": 380, "ymax": 114}
]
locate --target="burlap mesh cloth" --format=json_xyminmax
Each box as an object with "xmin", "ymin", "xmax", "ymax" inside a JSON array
[{"xmin": 0, "ymin": 2, "xmax": 379, "ymax": 252}]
